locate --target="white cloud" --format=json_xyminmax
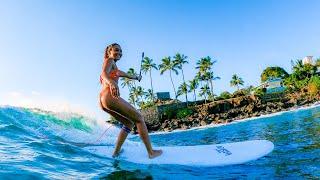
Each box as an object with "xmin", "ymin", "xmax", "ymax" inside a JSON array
[
  {"xmin": 8, "ymin": 91, "xmax": 22, "ymax": 97},
  {"xmin": 31, "ymin": 91, "xmax": 41, "ymax": 96}
]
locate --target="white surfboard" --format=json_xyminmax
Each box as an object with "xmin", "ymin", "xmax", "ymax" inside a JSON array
[{"xmin": 84, "ymin": 140, "xmax": 274, "ymax": 166}]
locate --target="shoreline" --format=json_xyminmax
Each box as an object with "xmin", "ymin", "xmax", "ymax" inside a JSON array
[{"xmin": 145, "ymin": 101, "xmax": 320, "ymax": 136}]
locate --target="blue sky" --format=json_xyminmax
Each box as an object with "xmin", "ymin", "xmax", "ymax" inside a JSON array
[{"xmin": 1, "ymin": 0, "xmax": 320, "ymax": 120}]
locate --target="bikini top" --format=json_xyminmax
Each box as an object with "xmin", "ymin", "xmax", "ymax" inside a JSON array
[{"xmin": 100, "ymin": 61, "xmax": 120, "ymax": 84}]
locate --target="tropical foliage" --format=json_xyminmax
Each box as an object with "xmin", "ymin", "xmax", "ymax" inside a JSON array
[
  {"xmin": 120, "ymin": 53, "xmax": 320, "ymax": 110},
  {"xmin": 217, "ymin": 91, "xmax": 232, "ymax": 100},
  {"xmin": 230, "ymin": 74, "xmax": 244, "ymax": 90},
  {"xmin": 196, "ymin": 56, "xmax": 220, "ymax": 99},
  {"xmin": 141, "ymin": 56, "xmax": 158, "ymax": 102},
  {"xmin": 261, "ymin": 66, "xmax": 289, "ymax": 82},
  {"xmin": 174, "ymin": 53, "xmax": 189, "ymax": 103},
  {"xmin": 307, "ymin": 76, "xmax": 320, "ymax": 95},
  {"xmin": 188, "ymin": 78, "xmax": 199, "ymax": 101},
  {"xmin": 284, "ymin": 59, "xmax": 319, "ymax": 92},
  {"xmin": 176, "ymin": 108, "xmax": 194, "ymax": 119},
  {"xmin": 159, "ymin": 56, "xmax": 179, "ymax": 99}
]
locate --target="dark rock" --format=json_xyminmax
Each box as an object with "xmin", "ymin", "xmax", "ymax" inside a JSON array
[{"xmin": 200, "ymin": 120, "xmax": 207, "ymax": 126}]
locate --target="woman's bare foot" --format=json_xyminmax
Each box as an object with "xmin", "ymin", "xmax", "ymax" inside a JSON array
[
  {"xmin": 112, "ymin": 148, "xmax": 124, "ymax": 158},
  {"xmin": 148, "ymin": 149, "xmax": 163, "ymax": 159}
]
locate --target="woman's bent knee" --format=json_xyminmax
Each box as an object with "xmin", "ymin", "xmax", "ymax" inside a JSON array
[{"xmin": 133, "ymin": 114, "xmax": 144, "ymax": 124}]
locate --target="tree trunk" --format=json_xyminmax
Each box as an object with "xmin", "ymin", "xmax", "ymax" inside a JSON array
[
  {"xmin": 149, "ymin": 70, "xmax": 154, "ymax": 102},
  {"xmin": 170, "ymin": 70, "xmax": 177, "ymax": 99},
  {"xmin": 181, "ymin": 68, "xmax": 188, "ymax": 105},
  {"xmin": 210, "ymin": 79, "xmax": 214, "ymax": 96}
]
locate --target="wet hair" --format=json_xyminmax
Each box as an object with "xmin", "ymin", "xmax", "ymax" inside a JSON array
[{"xmin": 104, "ymin": 43, "xmax": 121, "ymax": 61}]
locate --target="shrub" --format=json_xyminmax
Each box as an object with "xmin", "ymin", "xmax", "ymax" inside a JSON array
[
  {"xmin": 253, "ymin": 87, "xmax": 266, "ymax": 97},
  {"xmin": 140, "ymin": 101, "xmax": 155, "ymax": 110},
  {"xmin": 261, "ymin": 66, "xmax": 289, "ymax": 82},
  {"xmin": 176, "ymin": 108, "xmax": 194, "ymax": 119},
  {"xmin": 307, "ymin": 76, "xmax": 320, "ymax": 95},
  {"xmin": 232, "ymin": 89, "xmax": 246, "ymax": 98},
  {"xmin": 218, "ymin": 91, "xmax": 232, "ymax": 100},
  {"xmin": 284, "ymin": 74, "xmax": 310, "ymax": 91},
  {"xmin": 162, "ymin": 107, "xmax": 177, "ymax": 120}
]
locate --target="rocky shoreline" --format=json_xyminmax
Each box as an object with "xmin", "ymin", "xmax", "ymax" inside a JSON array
[{"xmin": 135, "ymin": 92, "xmax": 320, "ymax": 134}]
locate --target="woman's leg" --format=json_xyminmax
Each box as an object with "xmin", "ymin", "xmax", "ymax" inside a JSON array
[
  {"xmin": 100, "ymin": 96, "xmax": 133, "ymax": 157},
  {"xmin": 100, "ymin": 94, "xmax": 162, "ymax": 158},
  {"xmin": 105, "ymin": 109, "xmax": 134, "ymax": 157}
]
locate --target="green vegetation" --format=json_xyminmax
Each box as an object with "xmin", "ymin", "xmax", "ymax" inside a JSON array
[
  {"xmin": 316, "ymin": 58, "xmax": 320, "ymax": 67},
  {"xmin": 177, "ymin": 82, "xmax": 189, "ymax": 104},
  {"xmin": 176, "ymin": 108, "xmax": 194, "ymax": 119},
  {"xmin": 141, "ymin": 57, "xmax": 158, "ymax": 102},
  {"xmin": 260, "ymin": 66, "xmax": 289, "ymax": 82},
  {"xmin": 159, "ymin": 56, "xmax": 179, "ymax": 99},
  {"xmin": 307, "ymin": 76, "xmax": 320, "ymax": 95},
  {"xmin": 284, "ymin": 59, "xmax": 319, "ymax": 93},
  {"xmin": 174, "ymin": 53, "xmax": 189, "ymax": 103},
  {"xmin": 216, "ymin": 91, "xmax": 232, "ymax": 100},
  {"xmin": 162, "ymin": 107, "xmax": 177, "ymax": 120},
  {"xmin": 120, "ymin": 53, "xmax": 319, "ymax": 110},
  {"xmin": 230, "ymin": 74, "xmax": 244, "ymax": 91}
]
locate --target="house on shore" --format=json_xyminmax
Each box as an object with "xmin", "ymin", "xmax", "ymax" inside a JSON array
[
  {"xmin": 303, "ymin": 56, "xmax": 320, "ymax": 75},
  {"xmin": 254, "ymin": 77, "xmax": 286, "ymax": 102},
  {"xmin": 156, "ymin": 92, "xmax": 171, "ymax": 100},
  {"xmin": 303, "ymin": 56, "xmax": 314, "ymax": 65},
  {"xmin": 260, "ymin": 78, "xmax": 286, "ymax": 94}
]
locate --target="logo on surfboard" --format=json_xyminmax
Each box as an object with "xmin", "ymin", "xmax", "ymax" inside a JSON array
[{"xmin": 215, "ymin": 146, "xmax": 232, "ymax": 156}]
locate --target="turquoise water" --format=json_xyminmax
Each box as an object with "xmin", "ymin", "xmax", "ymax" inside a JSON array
[{"xmin": 0, "ymin": 105, "xmax": 319, "ymax": 179}]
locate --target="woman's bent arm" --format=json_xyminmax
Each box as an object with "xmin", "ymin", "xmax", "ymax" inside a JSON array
[{"xmin": 101, "ymin": 59, "xmax": 116, "ymax": 85}]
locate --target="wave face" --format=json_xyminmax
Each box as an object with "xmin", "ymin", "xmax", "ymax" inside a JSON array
[
  {"xmin": 0, "ymin": 105, "xmax": 320, "ymax": 179},
  {"xmin": 0, "ymin": 106, "xmax": 121, "ymax": 179}
]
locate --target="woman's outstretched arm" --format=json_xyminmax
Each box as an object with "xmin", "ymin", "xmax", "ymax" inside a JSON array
[{"xmin": 118, "ymin": 70, "xmax": 142, "ymax": 81}]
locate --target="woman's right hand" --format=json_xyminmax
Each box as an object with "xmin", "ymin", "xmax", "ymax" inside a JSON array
[{"xmin": 109, "ymin": 81, "xmax": 120, "ymax": 98}]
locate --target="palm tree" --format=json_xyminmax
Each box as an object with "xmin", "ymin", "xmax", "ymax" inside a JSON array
[
  {"xmin": 127, "ymin": 68, "xmax": 137, "ymax": 88},
  {"xmin": 291, "ymin": 59, "xmax": 304, "ymax": 72},
  {"xmin": 230, "ymin": 74, "xmax": 244, "ymax": 91},
  {"xmin": 159, "ymin": 56, "xmax": 179, "ymax": 99},
  {"xmin": 316, "ymin": 58, "xmax": 320, "ymax": 73},
  {"xmin": 291, "ymin": 59, "xmax": 317, "ymax": 79},
  {"xmin": 136, "ymin": 86, "xmax": 147, "ymax": 109},
  {"xmin": 135, "ymin": 86, "xmax": 146, "ymax": 103},
  {"xmin": 129, "ymin": 90, "xmax": 136, "ymax": 107},
  {"xmin": 141, "ymin": 56, "xmax": 158, "ymax": 102},
  {"xmin": 177, "ymin": 82, "xmax": 189, "ymax": 105},
  {"xmin": 173, "ymin": 53, "xmax": 189, "ymax": 100},
  {"xmin": 199, "ymin": 84, "xmax": 210, "ymax": 104},
  {"xmin": 204, "ymin": 71, "xmax": 221, "ymax": 96},
  {"xmin": 207, "ymin": 92, "xmax": 216, "ymax": 101},
  {"xmin": 145, "ymin": 89, "xmax": 154, "ymax": 102},
  {"xmin": 120, "ymin": 77, "xmax": 133, "ymax": 92},
  {"xmin": 196, "ymin": 56, "xmax": 218, "ymax": 95},
  {"xmin": 188, "ymin": 78, "xmax": 199, "ymax": 101},
  {"xmin": 316, "ymin": 58, "xmax": 320, "ymax": 67},
  {"xmin": 123, "ymin": 68, "xmax": 138, "ymax": 107}
]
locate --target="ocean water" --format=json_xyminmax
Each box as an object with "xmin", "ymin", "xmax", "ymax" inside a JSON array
[{"xmin": 0, "ymin": 105, "xmax": 319, "ymax": 179}]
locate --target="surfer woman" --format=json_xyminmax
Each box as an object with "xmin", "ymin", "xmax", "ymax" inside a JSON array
[{"xmin": 99, "ymin": 43, "xmax": 162, "ymax": 159}]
